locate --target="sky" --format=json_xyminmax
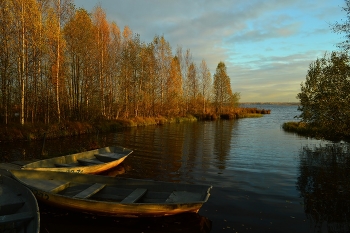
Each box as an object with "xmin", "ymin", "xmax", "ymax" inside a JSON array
[{"xmin": 73, "ymin": 0, "xmax": 346, "ymax": 102}]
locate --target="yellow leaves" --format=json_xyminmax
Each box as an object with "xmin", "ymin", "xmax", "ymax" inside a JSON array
[
  {"xmin": 123, "ymin": 26, "xmax": 133, "ymax": 41},
  {"xmin": 93, "ymin": 5, "xmax": 110, "ymax": 46}
]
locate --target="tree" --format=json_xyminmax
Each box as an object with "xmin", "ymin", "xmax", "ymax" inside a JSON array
[
  {"xmin": 297, "ymin": 52, "xmax": 350, "ymax": 138},
  {"xmin": 333, "ymin": 0, "xmax": 350, "ymax": 51},
  {"xmin": 213, "ymin": 62, "xmax": 239, "ymax": 114},
  {"xmin": 45, "ymin": 6, "xmax": 65, "ymax": 123},
  {"xmin": 119, "ymin": 25, "xmax": 133, "ymax": 118},
  {"xmin": 177, "ymin": 48, "xmax": 193, "ymax": 114},
  {"xmin": 92, "ymin": 5, "xmax": 110, "ymax": 117},
  {"xmin": 199, "ymin": 60, "xmax": 212, "ymax": 114},
  {"xmin": 165, "ymin": 56, "xmax": 183, "ymax": 116},
  {"xmin": 64, "ymin": 8, "xmax": 96, "ymax": 120},
  {"xmin": 0, "ymin": 0, "xmax": 15, "ymax": 124},
  {"xmin": 31, "ymin": 0, "xmax": 50, "ymax": 124},
  {"xmin": 107, "ymin": 21, "xmax": 121, "ymax": 119},
  {"xmin": 186, "ymin": 62, "xmax": 198, "ymax": 113},
  {"xmin": 11, "ymin": 0, "xmax": 42, "ymax": 125},
  {"xmin": 51, "ymin": 0, "xmax": 71, "ymax": 122},
  {"xmin": 153, "ymin": 35, "xmax": 172, "ymax": 115},
  {"xmin": 140, "ymin": 42, "xmax": 157, "ymax": 117}
]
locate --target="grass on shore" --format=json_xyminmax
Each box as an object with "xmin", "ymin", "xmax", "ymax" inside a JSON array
[
  {"xmin": 282, "ymin": 122, "xmax": 318, "ymax": 137},
  {"xmin": 282, "ymin": 121, "xmax": 350, "ymax": 142},
  {"xmin": 0, "ymin": 108, "xmax": 269, "ymax": 142},
  {"xmin": 0, "ymin": 116, "xmax": 198, "ymax": 142}
]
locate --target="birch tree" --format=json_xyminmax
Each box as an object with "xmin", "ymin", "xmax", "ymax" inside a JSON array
[
  {"xmin": 11, "ymin": 0, "xmax": 41, "ymax": 124},
  {"xmin": 0, "ymin": 0, "xmax": 15, "ymax": 124},
  {"xmin": 119, "ymin": 26, "xmax": 133, "ymax": 118},
  {"xmin": 93, "ymin": 5, "xmax": 110, "ymax": 117},
  {"xmin": 199, "ymin": 59, "xmax": 212, "ymax": 113},
  {"xmin": 108, "ymin": 21, "xmax": 121, "ymax": 119},
  {"xmin": 52, "ymin": 0, "xmax": 71, "ymax": 122},
  {"xmin": 186, "ymin": 62, "xmax": 198, "ymax": 113},
  {"xmin": 64, "ymin": 8, "xmax": 96, "ymax": 120},
  {"xmin": 153, "ymin": 35, "xmax": 172, "ymax": 115},
  {"xmin": 165, "ymin": 56, "xmax": 183, "ymax": 116}
]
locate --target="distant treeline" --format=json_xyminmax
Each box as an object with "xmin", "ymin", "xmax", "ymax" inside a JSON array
[
  {"xmin": 0, "ymin": 0, "xmax": 240, "ymax": 126},
  {"xmin": 240, "ymin": 102, "xmax": 299, "ymax": 106}
]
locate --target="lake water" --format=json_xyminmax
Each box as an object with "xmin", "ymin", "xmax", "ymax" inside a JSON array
[{"xmin": 1, "ymin": 104, "xmax": 349, "ymax": 233}]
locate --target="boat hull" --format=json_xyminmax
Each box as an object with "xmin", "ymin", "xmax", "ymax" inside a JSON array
[
  {"xmin": 21, "ymin": 146, "xmax": 132, "ymax": 174},
  {"xmin": 0, "ymin": 174, "xmax": 40, "ymax": 233},
  {"xmin": 36, "ymin": 194, "xmax": 205, "ymax": 217},
  {"xmin": 10, "ymin": 170, "xmax": 212, "ymax": 218}
]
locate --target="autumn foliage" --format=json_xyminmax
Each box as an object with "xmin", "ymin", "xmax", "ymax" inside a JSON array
[{"xmin": 0, "ymin": 0, "xmax": 242, "ymax": 126}]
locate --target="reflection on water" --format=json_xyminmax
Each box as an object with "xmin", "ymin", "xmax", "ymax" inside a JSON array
[
  {"xmin": 297, "ymin": 144, "xmax": 350, "ymax": 232},
  {"xmin": 213, "ymin": 121, "xmax": 235, "ymax": 170},
  {"xmin": 95, "ymin": 121, "xmax": 236, "ymax": 184},
  {"xmin": 2, "ymin": 105, "xmax": 350, "ymax": 232}
]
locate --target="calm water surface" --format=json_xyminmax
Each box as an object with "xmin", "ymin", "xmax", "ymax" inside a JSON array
[{"xmin": 1, "ymin": 104, "xmax": 349, "ymax": 233}]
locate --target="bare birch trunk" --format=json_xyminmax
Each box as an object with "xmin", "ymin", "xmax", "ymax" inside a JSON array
[{"xmin": 56, "ymin": 0, "xmax": 61, "ymax": 123}]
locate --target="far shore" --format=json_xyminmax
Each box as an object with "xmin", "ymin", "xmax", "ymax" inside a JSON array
[{"xmin": 240, "ymin": 102, "xmax": 299, "ymax": 105}]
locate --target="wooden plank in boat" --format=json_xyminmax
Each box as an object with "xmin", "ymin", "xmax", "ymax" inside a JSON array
[
  {"xmin": 27, "ymin": 179, "xmax": 70, "ymax": 193},
  {"xmin": 0, "ymin": 201, "xmax": 24, "ymax": 215},
  {"xmin": 94, "ymin": 153, "xmax": 124, "ymax": 162},
  {"xmin": 0, "ymin": 211, "xmax": 34, "ymax": 224},
  {"xmin": 95, "ymin": 152, "xmax": 122, "ymax": 158},
  {"xmin": 95, "ymin": 152, "xmax": 118, "ymax": 156},
  {"xmin": 11, "ymin": 160, "xmax": 39, "ymax": 166},
  {"xmin": 165, "ymin": 191, "xmax": 202, "ymax": 203},
  {"xmin": 0, "ymin": 163, "xmax": 22, "ymax": 171},
  {"xmin": 120, "ymin": 188, "xmax": 147, "ymax": 204},
  {"xmin": 0, "ymin": 160, "xmax": 34, "ymax": 171},
  {"xmin": 54, "ymin": 163, "xmax": 77, "ymax": 168},
  {"xmin": 77, "ymin": 158, "xmax": 104, "ymax": 165},
  {"xmin": 74, "ymin": 183, "xmax": 106, "ymax": 199}
]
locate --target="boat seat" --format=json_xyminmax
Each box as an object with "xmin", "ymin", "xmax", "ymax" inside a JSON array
[
  {"xmin": 73, "ymin": 183, "xmax": 106, "ymax": 199},
  {"xmin": 0, "ymin": 201, "xmax": 24, "ymax": 215},
  {"xmin": 54, "ymin": 163, "xmax": 77, "ymax": 167},
  {"xmin": 0, "ymin": 211, "xmax": 34, "ymax": 224},
  {"xmin": 77, "ymin": 158, "xmax": 104, "ymax": 165},
  {"xmin": 120, "ymin": 188, "xmax": 147, "ymax": 204},
  {"xmin": 165, "ymin": 191, "xmax": 201, "ymax": 203},
  {"xmin": 26, "ymin": 179, "xmax": 70, "ymax": 193},
  {"xmin": 95, "ymin": 152, "xmax": 122, "ymax": 157},
  {"xmin": 94, "ymin": 152, "xmax": 124, "ymax": 162}
]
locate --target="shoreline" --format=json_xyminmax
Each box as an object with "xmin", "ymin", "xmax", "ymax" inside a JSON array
[
  {"xmin": 240, "ymin": 102, "xmax": 299, "ymax": 105},
  {"xmin": 0, "ymin": 108, "xmax": 271, "ymax": 142}
]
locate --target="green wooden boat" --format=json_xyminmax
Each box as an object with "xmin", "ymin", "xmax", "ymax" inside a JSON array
[
  {"xmin": 0, "ymin": 174, "xmax": 40, "ymax": 233},
  {"xmin": 10, "ymin": 170, "xmax": 212, "ymax": 218},
  {"xmin": 21, "ymin": 146, "xmax": 133, "ymax": 174}
]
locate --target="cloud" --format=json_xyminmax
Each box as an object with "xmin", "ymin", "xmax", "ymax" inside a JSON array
[
  {"xmin": 73, "ymin": 0, "xmax": 345, "ymax": 102},
  {"xmin": 228, "ymin": 50, "xmax": 331, "ymax": 102}
]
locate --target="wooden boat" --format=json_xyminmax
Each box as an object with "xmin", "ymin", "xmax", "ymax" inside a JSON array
[
  {"xmin": 21, "ymin": 146, "xmax": 133, "ymax": 174},
  {"xmin": 0, "ymin": 174, "xmax": 40, "ymax": 233},
  {"xmin": 10, "ymin": 170, "xmax": 212, "ymax": 218}
]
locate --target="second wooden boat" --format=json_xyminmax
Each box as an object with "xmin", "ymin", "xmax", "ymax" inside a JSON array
[
  {"xmin": 10, "ymin": 170, "xmax": 212, "ymax": 218},
  {"xmin": 0, "ymin": 174, "xmax": 40, "ymax": 233},
  {"xmin": 21, "ymin": 146, "xmax": 133, "ymax": 174}
]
